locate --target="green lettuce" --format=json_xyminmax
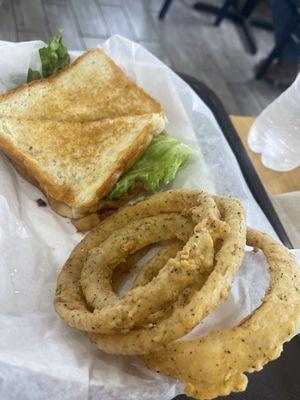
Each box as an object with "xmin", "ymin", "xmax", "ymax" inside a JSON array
[
  {"xmin": 27, "ymin": 68, "xmax": 42, "ymax": 82},
  {"xmin": 27, "ymin": 31, "xmax": 70, "ymax": 83},
  {"xmin": 107, "ymin": 134, "xmax": 195, "ymax": 200}
]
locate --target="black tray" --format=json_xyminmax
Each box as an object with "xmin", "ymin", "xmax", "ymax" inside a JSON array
[{"xmin": 172, "ymin": 74, "xmax": 300, "ymax": 400}]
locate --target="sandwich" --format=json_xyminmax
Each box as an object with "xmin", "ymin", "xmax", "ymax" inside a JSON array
[{"xmin": 0, "ymin": 32, "xmax": 194, "ymax": 231}]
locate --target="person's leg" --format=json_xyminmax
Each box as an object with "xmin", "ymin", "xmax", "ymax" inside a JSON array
[
  {"xmin": 270, "ymin": 0, "xmax": 300, "ymax": 62},
  {"xmin": 257, "ymin": 0, "xmax": 300, "ymax": 85}
]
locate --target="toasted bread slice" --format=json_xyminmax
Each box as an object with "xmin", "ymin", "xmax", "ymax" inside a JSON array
[
  {"xmin": 0, "ymin": 48, "xmax": 163, "ymax": 122},
  {"xmin": 0, "ymin": 113, "xmax": 165, "ymax": 213}
]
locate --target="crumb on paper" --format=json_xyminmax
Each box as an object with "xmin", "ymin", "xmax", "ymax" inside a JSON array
[{"xmin": 36, "ymin": 198, "xmax": 47, "ymax": 207}]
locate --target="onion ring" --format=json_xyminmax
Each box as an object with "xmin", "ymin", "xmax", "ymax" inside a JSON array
[
  {"xmin": 128, "ymin": 240, "xmax": 185, "ymax": 327},
  {"xmin": 55, "ymin": 190, "xmax": 219, "ymax": 333},
  {"xmin": 54, "ymin": 190, "xmax": 299, "ymax": 400},
  {"xmin": 87, "ymin": 196, "xmax": 246, "ymax": 354},
  {"xmin": 133, "ymin": 240, "xmax": 183, "ymax": 288},
  {"xmin": 111, "ymin": 246, "xmax": 152, "ymax": 292},
  {"xmin": 80, "ymin": 213, "xmax": 204, "ymax": 332},
  {"xmin": 142, "ymin": 229, "xmax": 300, "ymax": 400}
]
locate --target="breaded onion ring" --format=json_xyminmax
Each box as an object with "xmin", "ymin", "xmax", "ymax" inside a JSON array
[
  {"xmin": 55, "ymin": 189, "xmax": 300, "ymax": 400},
  {"xmin": 88, "ymin": 196, "xmax": 246, "ymax": 354},
  {"xmin": 111, "ymin": 246, "xmax": 152, "ymax": 292},
  {"xmin": 142, "ymin": 229, "xmax": 300, "ymax": 400},
  {"xmin": 133, "ymin": 240, "xmax": 183, "ymax": 288},
  {"xmin": 80, "ymin": 213, "xmax": 206, "ymax": 332},
  {"xmin": 54, "ymin": 190, "xmax": 218, "ymax": 333}
]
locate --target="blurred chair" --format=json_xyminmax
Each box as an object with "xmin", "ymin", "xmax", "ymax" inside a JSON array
[
  {"xmin": 158, "ymin": 0, "xmax": 174, "ymax": 19},
  {"xmin": 215, "ymin": 0, "xmax": 262, "ymax": 25},
  {"xmin": 213, "ymin": 0, "xmax": 261, "ymax": 54},
  {"xmin": 158, "ymin": 0, "xmax": 300, "ymax": 78},
  {"xmin": 158, "ymin": 0, "xmax": 273, "ymax": 55}
]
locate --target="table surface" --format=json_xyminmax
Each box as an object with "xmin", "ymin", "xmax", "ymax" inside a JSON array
[{"xmin": 230, "ymin": 116, "xmax": 300, "ymax": 195}]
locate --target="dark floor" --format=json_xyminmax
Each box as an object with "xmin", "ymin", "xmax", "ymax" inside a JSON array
[{"xmin": 0, "ymin": 0, "xmax": 282, "ymax": 115}]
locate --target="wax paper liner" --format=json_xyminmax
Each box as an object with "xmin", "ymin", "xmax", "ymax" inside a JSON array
[{"xmin": 0, "ymin": 35, "xmax": 299, "ymax": 400}]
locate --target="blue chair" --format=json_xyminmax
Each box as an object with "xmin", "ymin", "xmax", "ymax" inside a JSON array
[
  {"xmin": 215, "ymin": 0, "xmax": 260, "ymax": 25},
  {"xmin": 158, "ymin": 0, "xmax": 300, "ymax": 78},
  {"xmin": 158, "ymin": 0, "xmax": 272, "ymax": 54},
  {"xmin": 158, "ymin": 0, "xmax": 174, "ymax": 19}
]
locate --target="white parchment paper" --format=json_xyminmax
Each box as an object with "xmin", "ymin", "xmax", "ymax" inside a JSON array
[{"xmin": 0, "ymin": 35, "xmax": 298, "ymax": 400}]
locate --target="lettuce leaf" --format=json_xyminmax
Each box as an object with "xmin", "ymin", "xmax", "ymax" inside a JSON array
[
  {"xmin": 107, "ymin": 134, "xmax": 195, "ymax": 200},
  {"xmin": 27, "ymin": 31, "xmax": 70, "ymax": 83},
  {"xmin": 27, "ymin": 68, "xmax": 42, "ymax": 82}
]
